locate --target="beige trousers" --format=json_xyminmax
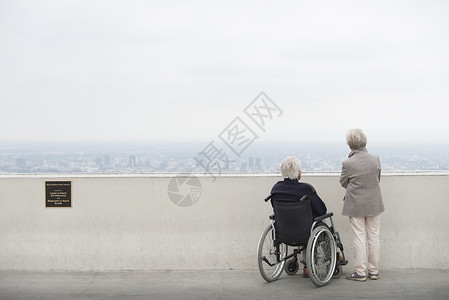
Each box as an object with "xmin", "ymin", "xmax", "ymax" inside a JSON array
[{"xmin": 349, "ymin": 215, "xmax": 381, "ymax": 276}]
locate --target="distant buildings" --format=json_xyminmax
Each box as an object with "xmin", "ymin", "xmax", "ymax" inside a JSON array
[{"xmin": 0, "ymin": 142, "xmax": 448, "ymax": 174}]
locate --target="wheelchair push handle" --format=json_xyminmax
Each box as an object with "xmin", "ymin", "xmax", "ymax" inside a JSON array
[{"xmin": 264, "ymin": 194, "xmax": 308, "ymax": 202}]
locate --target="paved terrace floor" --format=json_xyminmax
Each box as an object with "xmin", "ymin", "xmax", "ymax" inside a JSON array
[{"xmin": 1, "ymin": 269, "xmax": 448, "ymax": 300}]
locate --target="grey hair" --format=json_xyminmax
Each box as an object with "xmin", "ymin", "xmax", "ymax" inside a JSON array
[
  {"xmin": 280, "ymin": 156, "xmax": 302, "ymax": 180},
  {"xmin": 346, "ymin": 128, "xmax": 367, "ymax": 150}
]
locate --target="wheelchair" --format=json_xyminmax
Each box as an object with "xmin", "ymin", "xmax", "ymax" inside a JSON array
[{"xmin": 257, "ymin": 194, "xmax": 348, "ymax": 287}]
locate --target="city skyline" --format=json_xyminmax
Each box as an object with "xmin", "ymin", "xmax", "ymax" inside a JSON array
[{"xmin": 1, "ymin": 140, "xmax": 448, "ymax": 175}]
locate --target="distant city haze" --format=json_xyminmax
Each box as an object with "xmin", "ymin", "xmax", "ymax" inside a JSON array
[
  {"xmin": 1, "ymin": 0, "xmax": 448, "ymax": 144},
  {"xmin": 1, "ymin": 140, "xmax": 448, "ymax": 174}
]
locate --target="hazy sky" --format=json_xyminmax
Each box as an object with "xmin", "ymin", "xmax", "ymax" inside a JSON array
[{"xmin": 1, "ymin": 0, "xmax": 448, "ymax": 144}]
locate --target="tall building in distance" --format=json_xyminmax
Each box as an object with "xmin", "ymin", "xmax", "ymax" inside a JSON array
[{"xmin": 129, "ymin": 155, "xmax": 136, "ymax": 168}]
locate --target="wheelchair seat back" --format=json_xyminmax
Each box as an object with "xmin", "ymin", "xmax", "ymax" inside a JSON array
[{"xmin": 271, "ymin": 194, "xmax": 314, "ymax": 245}]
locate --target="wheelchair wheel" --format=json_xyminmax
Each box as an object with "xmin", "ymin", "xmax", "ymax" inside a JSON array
[
  {"xmin": 257, "ymin": 225, "xmax": 287, "ymax": 282},
  {"xmin": 305, "ymin": 225, "xmax": 337, "ymax": 287},
  {"xmin": 285, "ymin": 258, "xmax": 299, "ymax": 275}
]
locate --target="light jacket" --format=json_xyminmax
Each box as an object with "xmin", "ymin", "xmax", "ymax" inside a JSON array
[{"xmin": 340, "ymin": 148, "xmax": 385, "ymax": 217}]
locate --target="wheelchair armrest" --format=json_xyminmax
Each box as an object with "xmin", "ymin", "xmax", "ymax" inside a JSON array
[{"xmin": 314, "ymin": 212, "xmax": 334, "ymax": 223}]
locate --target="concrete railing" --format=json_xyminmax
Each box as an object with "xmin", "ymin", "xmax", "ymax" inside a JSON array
[{"xmin": 1, "ymin": 173, "xmax": 448, "ymax": 271}]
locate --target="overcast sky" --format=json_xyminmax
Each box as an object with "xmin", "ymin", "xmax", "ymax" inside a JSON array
[{"xmin": 1, "ymin": 0, "xmax": 448, "ymax": 144}]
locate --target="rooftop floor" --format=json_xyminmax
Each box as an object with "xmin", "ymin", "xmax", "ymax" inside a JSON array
[{"xmin": 1, "ymin": 269, "xmax": 448, "ymax": 300}]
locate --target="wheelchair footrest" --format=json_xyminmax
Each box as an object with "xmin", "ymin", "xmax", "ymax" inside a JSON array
[{"xmin": 338, "ymin": 259, "xmax": 349, "ymax": 266}]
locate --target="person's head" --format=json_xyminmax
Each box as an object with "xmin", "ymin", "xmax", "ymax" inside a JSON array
[
  {"xmin": 346, "ymin": 128, "xmax": 367, "ymax": 150},
  {"xmin": 280, "ymin": 156, "xmax": 302, "ymax": 180}
]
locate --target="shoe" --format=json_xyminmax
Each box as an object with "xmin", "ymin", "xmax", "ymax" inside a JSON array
[
  {"xmin": 345, "ymin": 272, "xmax": 366, "ymax": 282},
  {"xmin": 303, "ymin": 267, "xmax": 309, "ymax": 278},
  {"xmin": 368, "ymin": 273, "xmax": 378, "ymax": 280}
]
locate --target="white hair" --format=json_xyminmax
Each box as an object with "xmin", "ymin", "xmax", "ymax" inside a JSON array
[
  {"xmin": 346, "ymin": 128, "xmax": 367, "ymax": 150},
  {"xmin": 280, "ymin": 156, "xmax": 302, "ymax": 180}
]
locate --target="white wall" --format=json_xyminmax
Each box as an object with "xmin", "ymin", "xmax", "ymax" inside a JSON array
[{"xmin": 0, "ymin": 173, "xmax": 448, "ymax": 271}]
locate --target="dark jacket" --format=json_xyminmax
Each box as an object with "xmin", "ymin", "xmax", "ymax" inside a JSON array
[{"xmin": 270, "ymin": 179, "xmax": 327, "ymax": 218}]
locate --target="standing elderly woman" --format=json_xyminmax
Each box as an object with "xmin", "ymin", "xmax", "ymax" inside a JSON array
[{"xmin": 340, "ymin": 129, "xmax": 384, "ymax": 282}]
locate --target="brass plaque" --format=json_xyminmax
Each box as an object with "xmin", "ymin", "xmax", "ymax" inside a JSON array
[{"xmin": 45, "ymin": 181, "xmax": 72, "ymax": 208}]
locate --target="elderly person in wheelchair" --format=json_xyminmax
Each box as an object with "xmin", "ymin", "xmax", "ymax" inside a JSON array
[
  {"xmin": 257, "ymin": 156, "xmax": 347, "ymax": 287},
  {"xmin": 271, "ymin": 156, "xmax": 327, "ymax": 219}
]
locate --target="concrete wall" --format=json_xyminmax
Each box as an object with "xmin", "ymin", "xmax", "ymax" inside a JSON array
[{"xmin": 1, "ymin": 173, "xmax": 448, "ymax": 271}]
